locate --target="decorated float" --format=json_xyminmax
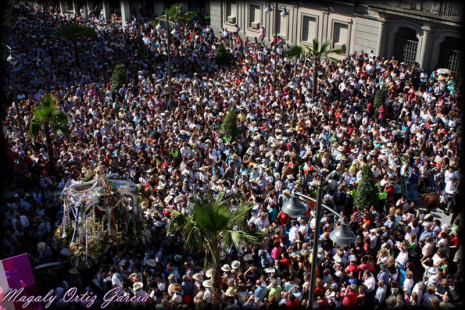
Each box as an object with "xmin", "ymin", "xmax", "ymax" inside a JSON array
[{"xmin": 55, "ymin": 169, "xmax": 150, "ymax": 269}]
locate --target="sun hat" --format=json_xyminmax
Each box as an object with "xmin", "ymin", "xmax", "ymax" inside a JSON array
[
  {"xmin": 164, "ymin": 196, "xmax": 173, "ymax": 204},
  {"xmin": 231, "ymin": 260, "xmax": 241, "ymax": 269},
  {"xmin": 202, "ymin": 280, "xmax": 213, "ymax": 288},
  {"xmin": 205, "ymin": 269, "xmax": 213, "ymax": 278},
  {"xmin": 193, "ymin": 273, "xmax": 203, "ymax": 282},
  {"xmin": 68, "ymin": 268, "xmax": 80, "ymax": 275},
  {"xmin": 146, "ymin": 259, "xmax": 156, "ymax": 267},
  {"xmin": 221, "ymin": 264, "xmax": 231, "ymax": 272},
  {"xmin": 133, "ymin": 282, "xmax": 143, "ymax": 291}
]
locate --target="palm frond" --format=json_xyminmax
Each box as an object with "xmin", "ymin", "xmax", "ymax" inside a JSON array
[
  {"xmin": 167, "ymin": 210, "xmax": 186, "ymax": 233},
  {"xmin": 29, "ymin": 118, "xmax": 42, "ymax": 139},
  {"xmin": 312, "ymin": 38, "xmax": 319, "ymax": 53},
  {"xmin": 320, "ymin": 40, "xmax": 332, "ymax": 53},
  {"xmin": 228, "ymin": 202, "xmax": 254, "ymax": 230},
  {"xmin": 222, "ymin": 230, "xmax": 264, "ymax": 251},
  {"xmin": 286, "ymin": 45, "xmax": 305, "ymax": 59}
]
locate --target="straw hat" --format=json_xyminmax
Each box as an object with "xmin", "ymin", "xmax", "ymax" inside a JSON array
[
  {"xmin": 164, "ymin": 196, "xmax": 173, "ymax": 204},
  {"xmin": 221, "ymin": 264, "xmax": 231, "ymax": 272},
  {"xmin": 231, "ymin": 260, "xmax": 241, "ymax": 270},
  {"xmin": 171, "ymin": 283, "xmax": 182, "ymax": 294},
  {"xmin": 146, "ymin": 259, "xmax": 156, "ymax": 267},
  {"xmin": 205, "ymin": 269, "xmax": 213, "ymax": 278},
  {"xmin": 202, "ymin": 280, "xmax": 213, "ymax": 288},
  {"xmin": 193, "ymin": 273, "xmax": 203, "ymax": 282},
  {"xmin": 68, "ymin": 267, "xmax": 80, "ymax": 275},
  {"xmin": 133, "ymin": 282, "xmax": 143, "ymax": 291}
]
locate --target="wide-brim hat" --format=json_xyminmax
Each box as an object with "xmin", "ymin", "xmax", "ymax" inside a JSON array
[
  {"xmin": 68, "ymin": 267, "xmax": 80, "ymax": 275},
  {"xmin": 231, "ymin": 260, "xmax": 241, "ymax": 269},
  {"xmin": 221, "ymin": 264, "xmax": 231, "ymax": 272},
  {"xmin": 337, "ymin": 146, "xmax": 344, "ymax": 152},
  {"xmin": 133, "ymin": 282, "xmax": 143, "ymax": 291},
  {"xmin": 193, "ymin": 273, "xmax": 203, "ymax": 282},
  {"xmin": 202, "ymin": 280, "xmax": 213, "ymax": 288},
  {"xmin": 164, "ymin": 196, "xmax": 173, "ymax": 204},
  {"xmin": 146, "ymin": 259, "xmax": 156, "ymax": 267},
  {"xmin": 205, "ymin": 269, "xmax": 213, "ymax": 278}
]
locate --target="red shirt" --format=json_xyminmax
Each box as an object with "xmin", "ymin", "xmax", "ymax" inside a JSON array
[{"xmin": 342, "ymin": 290, "xmax": 358, "ymax": 307}]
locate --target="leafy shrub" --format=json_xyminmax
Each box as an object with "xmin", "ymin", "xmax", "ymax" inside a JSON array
[
  {"xmin": 111, "ymin": 64, "xmax": 128, "ymax": 95},
  {"xmin": 221, "ymin": 109, "xmax": 239, "ymax": 140}
]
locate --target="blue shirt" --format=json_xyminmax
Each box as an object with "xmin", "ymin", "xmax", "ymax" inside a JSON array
[{"xmin": 254, "ymin": 285, "xmax": 267, "ymax": 301}]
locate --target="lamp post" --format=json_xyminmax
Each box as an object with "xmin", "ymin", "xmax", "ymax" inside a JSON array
[
  {"xmin": 5, "ymin": 45, "xmax": 26, "ymax": 147},
  {"xmin": 281, "ymin": 166, "xmax": 356, "ymax": 309},
  {"xmin": 265, "ymin": 2, "xmax": 288, "ymax": 87},
  {"xmin": 156, "ymin": 12, "xmax": 180, "ymax": 110}
]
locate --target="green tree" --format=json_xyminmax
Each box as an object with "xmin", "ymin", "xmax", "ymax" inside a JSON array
[
  {"xmin": 286, "ymin": 39, "xmax": 343, "ymax": 99},
  {"xmin": 221, "ymin": 109, "xmax": 239, "ymax": 140},
  {"xmin": 215, "ymin": 43, "xmax": 229, "ymax": 66},
  {"xmin": 111, "ymin": 64, "xmax": 128, "ymax": 96},
  {"xmin": 152, "ymin": 3, "xmax": 198, "ymax": 27},
  {"xmin": 168, "ymin": 193, "xmax": 264, "ymax": 309},
  {"xmin": 373, "ymin": 88, "xmax": 387, "ymax": 118},
  {"xmin": 354, "ymin": 165, "xmax": 379, "ymax": 211},
  {"xmin": 29, "ymin": 93, "xmax": 70, "ymax": 171},
  {"xmin": 55, "ymin": 23, "xmax": 96, "ymax": 66}
]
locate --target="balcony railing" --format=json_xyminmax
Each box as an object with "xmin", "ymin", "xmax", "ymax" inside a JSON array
[{"xmin": 370, "ymin": 0, "xmax": 463, "ymax": 20}]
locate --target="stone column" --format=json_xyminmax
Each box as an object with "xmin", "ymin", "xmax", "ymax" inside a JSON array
[
  {"xmin": 121, "ymin": 0, "xmax": 131, "ymax": 26},
  {"xmin": 419, "ymin": 25, "xmax": 433, "ymax": 72},
  {"xmin": 376, "ymin": 17, "xmax": 388, "ymax": 58},
  {"xmin": 102, "ymin": 0, "xmax": 111, "ymax": 21},
  {"xmin": 59, "ymin": 0, "xmax": 66, "ymax": 13},
  {"xmin": 72, "ymin": 0, "xmax": 79, "ymax": 15}
]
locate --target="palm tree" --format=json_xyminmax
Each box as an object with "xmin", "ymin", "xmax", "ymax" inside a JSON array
[
  {"xmin": 287, "ymin": 39, "xmax": 343, "ymax": 99},
  {"xmin": 168, "ymin": 192, "xmax": 264, "ymax": 309},
  {"xmin": 55, "ymin": 23, "xmax": 96, "ymax": 67},
  {"xmin": 151, "ymin": 3, "xmax": 198, "ymax": 27},
  {"xmin": 29, "ymin": 93, "xmax": 70, "ymax": 171}
]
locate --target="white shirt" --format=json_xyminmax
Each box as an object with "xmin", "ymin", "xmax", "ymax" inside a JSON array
[{"xmin": 363, "ymin": 274, "xmax": 376, "ymax": 292}]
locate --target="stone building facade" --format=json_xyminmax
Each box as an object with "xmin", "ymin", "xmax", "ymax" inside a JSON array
[
  {"xmin": 18, "ymin": 0, "xmax": 463, "ymax": 75},
  {"xmin": 208, "ymin": 0, "xmax": 463, "ymax": 75}
]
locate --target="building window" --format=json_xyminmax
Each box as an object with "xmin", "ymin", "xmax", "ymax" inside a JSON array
[
  {"xmin": 249, "ymin": 4, "xmax": 261, "ymax": 29},
  {"xmin": 302, "ymin": 15, "xmax": 317, "ymax": 43},
  {"xmin": 333, "ymin": 22, "xmax": 348, "ymax": 53},
  {"xmin": 226, "ymin": 1, "xmax": 237, "ymax": 24},
  {"xmin": 438, "ymin": 37, "xmax": 463, "ymax": 76}
]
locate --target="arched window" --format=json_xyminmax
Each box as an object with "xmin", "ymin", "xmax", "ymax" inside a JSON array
[
  {"xmin": 393, "ymin": 27, "xmax": 418, "ymax": 66},
  {"xmin": 438, "ymin": 37, "xmax": 463, "ymax": 76}
]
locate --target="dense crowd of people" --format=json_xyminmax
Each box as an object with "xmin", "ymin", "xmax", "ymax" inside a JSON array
[{"xmin": 1, "ymin": 2, "xmax": 463, "ymax": 309}]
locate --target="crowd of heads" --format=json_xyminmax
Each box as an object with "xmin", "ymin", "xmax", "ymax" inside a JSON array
[{"xmin": 0, "ymin": 2, "xmax": 463, "ymax": 309}]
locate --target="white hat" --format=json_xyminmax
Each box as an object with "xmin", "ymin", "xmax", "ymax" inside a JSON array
[
  {"xmin": 205, "ymin": 269, "xmax": 213, "ymax": 278},
  {"xmin": 164, "ymin": 196, "xmax": 173, "ymax": 204},
  {"xmin": 287, "ymin": 175, "xmax": 294, "ymax": 180},
  {"xmin": 133, "ymin": 282, "xmax": 143, "ymax": 291},
  {"xmin": 146, "ymin": 259, "xmax": 156, "ymax": 267},
  {"xmin": 231, "ymin": 260, "xmax": 241, "ymax": 269},
  {"xmin": 202, "ymin": 280, "xmax": 213, "ymax": 288},
  {"xmin": 221, "ymin": 264, "xmax": 231, "ymax": 272}
]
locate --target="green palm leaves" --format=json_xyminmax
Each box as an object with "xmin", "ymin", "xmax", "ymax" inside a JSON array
[{"xmin": 168, "ymin": 192, "xmax": 264, "ymax": 268}]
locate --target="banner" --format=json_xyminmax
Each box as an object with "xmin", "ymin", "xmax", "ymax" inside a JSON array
[{"xmin": 0, "ymin": 254, "xmax": 43, "ymax": 310}]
